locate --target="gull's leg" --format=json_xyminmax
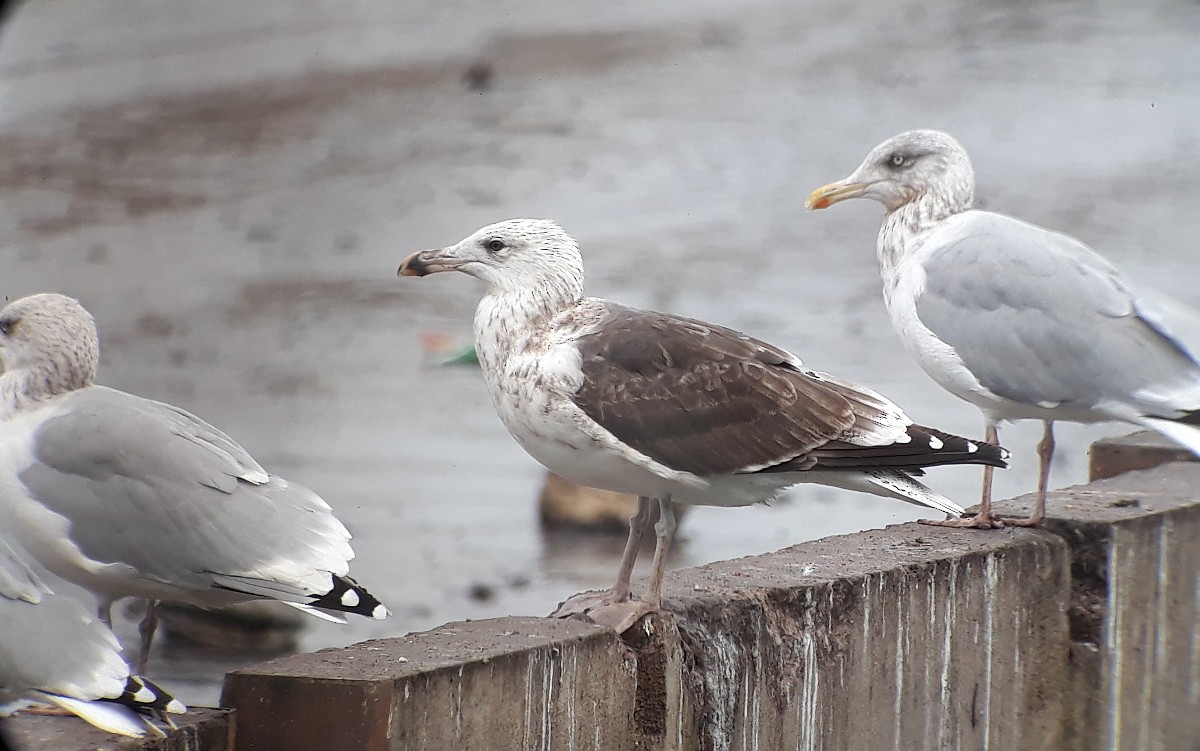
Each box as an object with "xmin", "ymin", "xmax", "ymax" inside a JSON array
[
  {"xmin": 1003, "ymin": 420, "xmax": 1053, "ymax": 527},
  {"xmin": 136, "ymin": 600, "xmax": 160, "ymax": 675},
  {"xmin": 645, "ymin": 498, "xmax": 678, "ymax": 608},
  {"xmin": 920, "ymin": 419, "xmax": 1004, "ymax": 529},
  {"xmin": 980, "ymin": 420, "xmax": 998, "ymax": 512},
  {"xmin": 611, "ymin": 496, "xmax": 654, "ymax": 602},
  {"xmin": 550, "ymin": 496, "xmax": 667, "ymax": 632},
  {"xmin": 550, "ymin": 496, "xmax": 655, "ymax": 624}
]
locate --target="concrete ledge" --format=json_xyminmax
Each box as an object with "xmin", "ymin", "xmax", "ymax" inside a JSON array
[
  {"xmin": 997, "ymin": 463, "xmax": 1200, "ymax": 751},
  {"xmin": 1088, "ymin": 429, "xmax": 1199, "ymax": 481},
  {"xmin": 225, "ymin": 526, "xmax": 1071, "ymax": 750},
  {"xmin": 3, "ymin": 708, "xmax": 228, "ymax": 751},
  {"xmin": 659, "ymin": 524, "xmax": 1068, "ymax": 750},
  {"xmin": 223, "ymin": 617, "xmax": 639, "ymax": 750}
]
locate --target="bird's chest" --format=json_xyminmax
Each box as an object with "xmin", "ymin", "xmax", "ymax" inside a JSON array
[
  {"xmin": 477, "ymin": 334, "xmax": 582, "ymax": 436},
  {"xmin": 878, "ymin": 247, "xmax": 990, "ymax": 404},
  {"xmin": 0, "ymin": 404, "xmax": 55, "ymax": 498}
]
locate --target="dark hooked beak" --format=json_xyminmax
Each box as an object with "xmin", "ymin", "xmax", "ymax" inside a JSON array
[{"xmin": 397, "ymin": 247, "xmax": 463, "ymax": 277}]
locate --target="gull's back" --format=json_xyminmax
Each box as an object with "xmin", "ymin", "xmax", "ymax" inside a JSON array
[{"xmin": 908, "ymin": 210, "xmax": 1200, "ymax": 419}]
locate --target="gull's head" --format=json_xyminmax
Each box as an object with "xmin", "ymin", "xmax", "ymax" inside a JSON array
[
  {"xmin": 0, "ymin": 293, "xmax": 99, "ymax": 390},
  {"xmin": 806, "ymin": 130, "xmax": 975, "ymax": 214},
  {"xmin": 398, "ymin": 219, "xmax": 584, "ymax": 298}
]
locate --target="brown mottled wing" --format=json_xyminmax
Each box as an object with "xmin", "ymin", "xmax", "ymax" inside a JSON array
[{"xmin": 571, "ymin": 303, "xmax": 881, "ymax": 476}]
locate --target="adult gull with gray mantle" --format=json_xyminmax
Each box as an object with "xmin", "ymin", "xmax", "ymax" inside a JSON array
[
  {"xmin": 0, "ymin": 294, "xmax": 389, "ymax": 673},
  {"xmin": 0, "ymin": 536, "xmax": 185, "ymax": 737},
  {"xmin": 807, "ymin": 129, "xmax": 1200, "ymax": 528},
  {"xmin": 399, "ymin": 219, "xmax": 1008, "ymax": 630}
]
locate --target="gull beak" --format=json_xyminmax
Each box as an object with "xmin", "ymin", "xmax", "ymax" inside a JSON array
[
  {"xmin": 805, "ymin": 179, "xmax": 871, "ymax": 210},
  {"xmin": 397, "ymin": 247, "xmax": 463, "ymax": 277}
]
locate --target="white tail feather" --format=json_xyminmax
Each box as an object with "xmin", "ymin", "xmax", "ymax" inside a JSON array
[
  {"xmin": 799, "ymin": 470, "xmax": 965, "ymax": 517},
  {"xmin": 862, "ymin": 471, "xmax": 967, "ymax": 517},
  {"xmin": 280, "ymin": 601, "xmax": 348, "ymax": 623},
  {"xmin": 1138, "ymin": 417, "xmax": 1200, "ymax": 457},
  {"xmin": 35, "ymin": 693, "xmax": 147, "ymax": 737}
]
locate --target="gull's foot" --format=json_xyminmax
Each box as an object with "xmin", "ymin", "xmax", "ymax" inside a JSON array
[
  {"xmin": 551, "ymin": 590, "xmax": 656, "ymax": 633},
  {"xmin": 919, "ymin": 512, "xmax": 1005, "ymax": 530},
  {"xmin": 550, "ymin": 589, "xmax": 622, "ymax": 619},
  {"xmin": 994, "ymin": 513, "xmax": 1044, "ymax": 528}
]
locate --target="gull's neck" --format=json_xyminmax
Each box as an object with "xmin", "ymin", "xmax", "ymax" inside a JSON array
[
  {"xmin": 878, "ymin": 178, "xmax": 974, "ymax": 282},
  {"xmin": 473, "ymin": 271, "xmax": 585, "ymax": 375},
  {"xmin": 0, "ymin": 362, "xmax": 91, "ymax": 419}
]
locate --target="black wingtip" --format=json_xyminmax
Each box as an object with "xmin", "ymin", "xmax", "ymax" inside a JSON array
[
  {"xmin": 309, "ymin": 575, "xmax": 390, "ymax": 620},
  {"xmin": 117, "ymin": 675, "xmax": 186, "ymax": 716},
  {"xmin": 910, "ymin": 426, "xmax": 1009, "ymax": 469},
  {"xmin": 1174, "ymin": 408, "xmax": 1200, "ymax": 426}
]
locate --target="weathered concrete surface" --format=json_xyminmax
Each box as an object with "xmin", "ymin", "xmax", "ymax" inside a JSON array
[
  {"xmin": 1088, "ymin": 429, "xmax": 1200, "ymax": 481},
  {"xmin": 223, "ymin": 617, "xmax": 640, "ymax": 751},
  {"xmin": 4, "ymin": 707, "xmax": 229, "ymax": 751},
  {"xmin": 225, "ymin": 526, "xmax": 1070, "ymax": 751},
  {"xmin": 995, "ymin": 464, "xmax": 1200, "ymax": 751},
  {"xmin": 657, "ymin": 524, "xmax": 1068, "ymax": 751}
]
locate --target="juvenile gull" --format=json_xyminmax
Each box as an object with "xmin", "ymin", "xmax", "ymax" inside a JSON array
[
  {"xmin": 399, "ymin": 219, "xmax": 1008, "ymax": 629},
  {"xmin": 806, "ymin": 129, "xmax": 1200, "ymax": 528},
  {"xmin": 0, "ymin": 294, "xmax": 389, "ymax": 672},
  {"xmin": 0, "ymin": 536, "xmax": 185, "ymax": 737}
]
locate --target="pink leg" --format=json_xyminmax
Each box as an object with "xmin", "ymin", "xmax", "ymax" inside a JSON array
[
  {"xmin": 645, "ymin": 498, "xmax": 677, "ymax": 608},
  {"xmin": 550, "ymin": 496, "xmax": 658, "ymax": 631},
  {"xmin": 611, "ymin": 496, "xmax": 654, "ymax": 601},
  {"xmin": 1002, "ymin": 420, "xmax": 1052, "ymax": 527}
]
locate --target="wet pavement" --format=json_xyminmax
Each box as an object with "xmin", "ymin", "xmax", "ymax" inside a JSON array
[{"xmin": 1, "ymin": 0, "xmax": 1197, "ymax": 704}]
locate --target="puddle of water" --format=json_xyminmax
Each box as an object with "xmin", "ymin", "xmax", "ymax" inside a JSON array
[{"xmin": 1, "ymin": 0, "xmax": 1197, "ymax": 705}]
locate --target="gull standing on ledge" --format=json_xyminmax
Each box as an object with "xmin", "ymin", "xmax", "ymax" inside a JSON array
[
  {"xmin": 0, "ymin": 537, "xmax": 185, "ymax": 738},
  {"xmin": 0, "ymin": 294, "xmax": 389, "ymax": 673},
  {"xmin": 399, "ymin": 219, "xmax": 1008, "ymax": 630},
  {"xmin": 806, "ymin": 129, "xmax": 1200, "ymax": 528}
]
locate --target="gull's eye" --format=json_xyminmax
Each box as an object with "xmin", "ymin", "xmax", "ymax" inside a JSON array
[
  {"xmin": 889, "ymin": 153, "xmax": 908, "ymax": 168},
  {"xmin": 484, "ymin": 238, "xmax": 505, "ymax": 253},
  {"xmin": 0, "ymin": 320, "xmax": 10, "ymax": 336}
]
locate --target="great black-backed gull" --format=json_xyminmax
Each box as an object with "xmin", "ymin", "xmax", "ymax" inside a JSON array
[
  {"xmin": 400, "ymin": 219, "xmax": 1007, "ymax": 629},
  {"xmin": 807, "ymin": 129, "xmax": 1200, "ymax": 528},
  {"xmin": 0, "ymin": 293, "xmax": 388, "ymax": 672}
]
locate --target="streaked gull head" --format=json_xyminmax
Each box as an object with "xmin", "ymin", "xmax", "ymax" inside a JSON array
[
  {"xmin": 806, "ymin": 129, "xmax": 975, "ymax": 214},
  {"xmin": 0, "ymin": 293, "xmax": 98, "ymax": 393},
  {"xmin": 399, "ymin": 218, "xmax": 584, "ymax": 299}
]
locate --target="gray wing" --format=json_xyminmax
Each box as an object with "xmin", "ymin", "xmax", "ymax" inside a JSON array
[
  {"xmin": 0, "ymin": 538, "xmax": 130, "ymax": 702},
  {"xmin": 571, "ymin": 302, "xmax": 965, "ymax": 477},
  {"xmin": 19, "ymin": 387, "xmax": 353, "ymax": 600},
  {"xmin": 914, "ymin": 212, "xmax": 1200, "ymax": 414}
]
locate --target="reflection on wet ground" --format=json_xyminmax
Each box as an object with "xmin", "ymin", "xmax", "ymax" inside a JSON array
[{"xmin": 1, "ymin": 0, "xmax": 1197, "ymax": 704}]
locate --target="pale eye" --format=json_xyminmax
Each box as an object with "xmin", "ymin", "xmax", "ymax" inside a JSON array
[
  {"xmin": 889, "ymin": 153, "xmax": 907, "ymax": 167},
  {"xmin": 484, "ymin": 238, "xmax": 505, "ymax": 253}
]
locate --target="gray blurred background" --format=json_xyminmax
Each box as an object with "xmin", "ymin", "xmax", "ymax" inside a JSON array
[{"xmin": 0, "ymin": 0, "xmax": 1196, "ymax": 704}]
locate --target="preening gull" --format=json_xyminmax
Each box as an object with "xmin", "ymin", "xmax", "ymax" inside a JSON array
[
  {"xmin": 399, "ymin": 219, "xmax": 1008, "ymax": 629},
  {"xmin": 0, "ymin": 536, "xmax": 185, "ymax": 737},
  {"xmin": 806, "ymin": 129, "xmax": 1200, "ymax": 528},
  {"xmin": 0, "ymin": 294, "xmax": 389, "ymax": 672}
]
